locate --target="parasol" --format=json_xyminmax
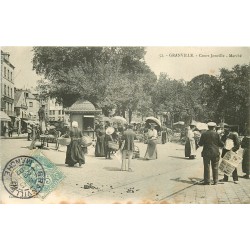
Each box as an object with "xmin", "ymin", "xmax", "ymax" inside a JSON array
[
  {"xmin": 111, "ymin": 116, "xmax": 127, "ymax": 124},
  {"xmin": 145, "ymin": 117, "xmax": 161, "ymax": 127},
  {"xmin": 196, "ymin": 122, "xmax": 208, "ymax": 131},
  {"xmin": 173, "ymin": 121, "xmax": 185, "ymax": 126}
]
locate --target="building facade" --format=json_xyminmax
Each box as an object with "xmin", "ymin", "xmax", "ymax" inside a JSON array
[
  {"xmin": 1, "ymin": 50, "xmax": 15, "ymax": 122},
  {"xmin": 40, "ymin": 97, "xmax": 69, "ymax": 123},
  {"xmin": 26, "ymin": 91, "xmax": 40, "ymax": 121}
]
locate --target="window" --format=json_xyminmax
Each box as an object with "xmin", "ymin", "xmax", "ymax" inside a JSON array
[
  {"xmin": 49, "ymin": 110, "xmax": 52, "ymax": 115},
  {"xmin": 29, "ymin": 102, "xmax": 33, "ymax": 107},
  {"xmin": 11, "ymin": 88, "xmax": 13, "ymax": 98},
  {"xmin": 10, "ymin": 72, "xmax": 13, "ymax": 81},
  {"xmin": 8, "ymin": 86, "xmax": 9, "ymax": 96},
  {"xmin": 58, "ymin": 110, "xmax": 61, "ymax": 115},
  {"xmin": 62, "ymin": 110, "xmax": 64, "ymax": 115},
  {"xmin": 4, "ymin": 67, "xmax": 6, "ymax": 77},
  {"xmin": 53, "ymin": 110, "xmax": 55, "ymax": 115},
  {"xmin": 4, "ymin": 85, "xmax": 6, "ymax": 95},
  {"xmin": 7, "ymin": 70, "xmax": 9, "ymax": 80}
]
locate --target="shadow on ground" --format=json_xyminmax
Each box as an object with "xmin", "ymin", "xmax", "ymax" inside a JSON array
[
  {"xmin": 170, "ymin": 177, "xmax": 203, "ymax": 184},
  {"xmin": 168, "ymin": 156, "xmax": 189, "ymax": 160},
  {"xmin": 103, "ymin": 166, "xmax": 121, "ymax": 171}
]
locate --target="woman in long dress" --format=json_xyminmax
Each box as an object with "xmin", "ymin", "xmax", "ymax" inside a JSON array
[
  {"xmin": 65, "ymin": 121, "xmax": 85, "ymax": 167},
  {"xmin": 95, "ymin": 124, "xmax": 106, "ymax": 157},
  {"xmin": 144, "ymin": 123, "xmax": 158, "ymax": 160},
  {"xmin": 185, "ymin": 123, "xmax": 197, "ymax": 159}
]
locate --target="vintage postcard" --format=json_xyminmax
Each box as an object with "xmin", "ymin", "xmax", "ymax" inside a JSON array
[{"xmin": 0, "ymin": 46, "xmax": 249, "ymax": 204}]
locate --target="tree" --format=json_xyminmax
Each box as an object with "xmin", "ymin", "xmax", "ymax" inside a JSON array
[
  {"xmin": 217, "ymin": 64, "xmax": 250, "ymax": 131},
  {"xmin": 187, "ymin": 74, "xmax": 221, "ymax": 122},
  {"xmin": 151, "ymin": 73, "xmax": 188, "ymax": 124},
  {"xmin": 33, "ymin": 46, "xmax": 157, "ymax": 121}
]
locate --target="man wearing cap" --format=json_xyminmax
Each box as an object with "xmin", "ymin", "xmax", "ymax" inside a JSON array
[{"xmin": 198, "ymin": 122, "xmax": 224, "ymax": 185}]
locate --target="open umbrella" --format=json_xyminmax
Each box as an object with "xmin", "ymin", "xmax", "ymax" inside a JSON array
[
  {"xmin": 145, "ymin": 117, "xmax": 161, "ymax": 127},
  {"xmin": 173, "ymin": 121, "xmax": 185, "ymax": 126},
  {"xmin": 111, "ymin": 116, "xmax": 127, "ymax": 124},
  {"xmin": 196, "ymin": 122, "xmax": 208, "ymax": 131}
]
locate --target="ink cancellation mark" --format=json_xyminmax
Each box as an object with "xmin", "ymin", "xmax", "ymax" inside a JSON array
[{"xmin": 2, "ymin": 156, "xmax": 46, "ymax": 199}]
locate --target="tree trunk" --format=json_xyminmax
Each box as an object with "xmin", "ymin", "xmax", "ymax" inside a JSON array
[
  {"xmin": 122, "ymin": 109, "xmax": 126, "ymax": 118},
  {"xmin": 128, "ymin": 109, "xmax": 132, "ymax": 123}
]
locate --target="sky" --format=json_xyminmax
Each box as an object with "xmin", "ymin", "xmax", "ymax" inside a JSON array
[{"xmin": 2, "ymin": 46, "xmax": 250, "ymax": 89}]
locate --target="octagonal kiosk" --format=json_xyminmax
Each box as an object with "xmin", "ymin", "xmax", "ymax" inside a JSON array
[{"xmin": 65, "ymin": 100, "xmax": 102, "ymax": 139}]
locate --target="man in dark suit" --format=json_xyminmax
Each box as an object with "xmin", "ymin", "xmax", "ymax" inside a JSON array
[
  {"xmin": 120, "ymin": 124, "xmax": 136, "ymax": 171},
  {"xmin": 198, "ymin": 122, "xmax": 224, "ymax": 185}
]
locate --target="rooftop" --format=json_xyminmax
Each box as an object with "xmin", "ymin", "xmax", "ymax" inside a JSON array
[{"xmin": 65, "ymin": 99, "xmax": 102, "ymax": 114}]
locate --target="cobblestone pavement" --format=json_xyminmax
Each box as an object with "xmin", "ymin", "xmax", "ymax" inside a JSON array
[{"xmin": 0, "ymin": 138, "xmax": 249, "ymax": 204}]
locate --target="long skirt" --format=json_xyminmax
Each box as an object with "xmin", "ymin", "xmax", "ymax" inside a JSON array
[
  {"xmin": 162, "ymin": 131, "xmax": 167, "ymax": 144},
  {"xmin": 144, "ymin": 139, "xmax": 157, "ymax": 160},
  {"xmin": 242, "ymin": 148, "xmax": 250, "ymax": 175},
  {"xmin": 95, "ymin": 136, "xmax": 105, "ymax": 157},
  {"xmin": 185, "ymin": 139, "xmax": 196, "ymax": 158},
  {"xmin": 65, "ymin": 140, "xmax": 85, "ymax": 166}
]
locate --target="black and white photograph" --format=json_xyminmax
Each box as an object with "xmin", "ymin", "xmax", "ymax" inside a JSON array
[{"xmin": 1, "ymin": 46, "xmax": 249, "ymax": 204}]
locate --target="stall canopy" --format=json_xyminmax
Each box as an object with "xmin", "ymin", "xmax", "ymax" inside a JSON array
[{"xmin": 0, "ymin": 111, "xmax": 11, "ymax": 122}]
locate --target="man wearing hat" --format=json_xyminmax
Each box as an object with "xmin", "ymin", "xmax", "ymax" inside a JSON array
[
  {"xmin": 120, "ymin": 124, "xmax": 136, "ymax": 171},
  {"xmin": 198, "ymin": 122, "xmax": 224, "ymax": 185}
]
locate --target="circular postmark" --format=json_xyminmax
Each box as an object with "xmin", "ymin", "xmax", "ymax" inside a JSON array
[{"xmin": 2, "ymin": 156, "xmax": 46, "ymax": 199}]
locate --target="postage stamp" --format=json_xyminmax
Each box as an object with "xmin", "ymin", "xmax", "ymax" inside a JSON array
[
  {"xmin": 29, "ymin": 149, "xmax": 66, "ymax": 200},
  {"xmin": 2, "ymin": 155, "xmax": 46, "ymax": 199}
]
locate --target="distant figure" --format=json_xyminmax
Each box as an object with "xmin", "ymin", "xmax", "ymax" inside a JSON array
[
  {"xmin": 38, "ymin": 105, "xmax": 46, "ymax": 133},
  {"xmin": 185, "ymin": 121, "xmax": 197, "ymax": 159},
  {"xmin": 198, "ymin": 122, "xmax": 224, "ymax": 185},
  {"xmin": 8, "ymin": 124, "xmax": 13, "ymax": 137},
  {"xmin": 65, "ymin": 121, "xmax": 85, "ymax": 167},
  {"xmin": 95, "ymin": 124, "xmax": 106, "ymax": 157},
  {"xmin": 27, "ymin": 124, "xmax": 32, "ymax": 141},
  {"xmin": 120, "ymin": 124, "xmax": 136, "ymax": 171},
  {"xmin": 241, "ymin": 128, "xmax": 250, "ymax": 179},
  {"xmin": 144, "ymin": 123, "xmax": 158, "ymax": 160},
  {"xmin": 161, "ymin": 127, "xmax": 167, "ymax": 144},
  {"xmin": 38, "ymin": 105, "xmax": 46, "ymax": 121}
]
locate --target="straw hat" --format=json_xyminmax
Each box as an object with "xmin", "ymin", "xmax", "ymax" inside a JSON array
[
  {"xmin": 207, "ymin": 122, "xmax": 217, "ymax": 127},
  {"xmin": 106, "ymin": 126, "xmax": 115, "ymax": 135}
]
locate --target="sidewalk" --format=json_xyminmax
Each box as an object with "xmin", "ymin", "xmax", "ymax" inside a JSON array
[
  {"xmin": 0, "ymin": 133, "xmax": 28, "ymax": 139},
  {"xmin": 160, "ymin": 167, "xmax": 250, "ymax": 204}
]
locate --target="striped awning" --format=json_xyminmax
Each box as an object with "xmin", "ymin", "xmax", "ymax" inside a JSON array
[{"xmin": 0, "ymin": 111, "xmax": 11, "ymax": 121}]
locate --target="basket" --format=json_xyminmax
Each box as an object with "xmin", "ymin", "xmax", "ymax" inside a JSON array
[
  {"xmin": 108, "ymin": 141, "xmax": 119, "ymax": 150},
  {"xmin": 57, "ymin": 137, "xmax": 71, "ymax": 146},
  {"xmin": 133, "ymin": 146, "xmax": 140, "ymax": 159},
  {"xmin": 80, "ymin": 136, "xmax": 93, "ymax": 147}
]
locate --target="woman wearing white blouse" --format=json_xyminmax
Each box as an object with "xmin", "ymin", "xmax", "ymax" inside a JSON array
[{"xmin": 144, "ymin": 124, "xmax": 158, "ymax": 160}]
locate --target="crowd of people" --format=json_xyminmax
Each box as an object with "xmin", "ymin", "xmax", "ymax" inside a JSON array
[
  {"xmin": 3, "ymin": 114, "xmax": 249, "ymax": 183},
  {"xmin": 184, "ymin": 121, "xmax": 250, "ymax": 185}
]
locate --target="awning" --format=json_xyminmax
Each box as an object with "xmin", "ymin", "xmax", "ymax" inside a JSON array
[
  {"xmin": 83, "ymin": 115, "xmax": 95, "ymax": 118},
  {"xmin": 0, "ymin": 111, "xmax": 11, "ymax": 122}
]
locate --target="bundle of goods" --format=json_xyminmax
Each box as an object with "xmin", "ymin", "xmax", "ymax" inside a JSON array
[
  {"xmin": 219, "ymin": 150, "xmax": 242, "ymax": 176},
  {"xmin": 80, "ymin": 136, "xmax": 93, "ymax": 147},
  {"xmin": 108, "ymin": 141, "xmax": 120, "ymax": 151},
  {"xmin": 132, "ymin": 145, "xmax": 140, "ymax": 159},
  {"xmin": 57, "ymin": 137, "xmax": 71, "ymax": 146}
]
